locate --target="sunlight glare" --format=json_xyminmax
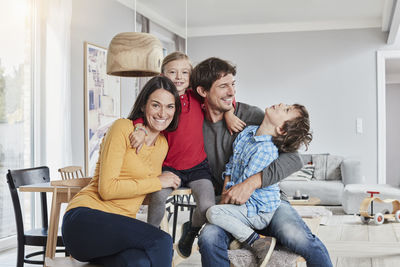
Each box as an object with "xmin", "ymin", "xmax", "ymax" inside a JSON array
[{"xmin": 0, "ymin": 0, "xmax": 30, "ymax": 74}]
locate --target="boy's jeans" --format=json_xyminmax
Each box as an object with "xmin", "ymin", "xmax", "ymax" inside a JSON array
[
  {"xmin": 198, "ymin": 200, "xmax": 333, "ymax": 267},
  {"xmin": 206, "ymin": 204, "xmax": 274, "ymax": 242}
]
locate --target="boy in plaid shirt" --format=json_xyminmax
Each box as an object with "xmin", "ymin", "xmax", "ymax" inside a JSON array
[{"xmin": 206, "ymin": 103, "xmax": 312, "ymax": 267}]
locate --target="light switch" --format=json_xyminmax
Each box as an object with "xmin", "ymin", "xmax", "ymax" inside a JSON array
[{"xmin": 356, "ymin": 118, "xmax": 363, "ymax": 134}]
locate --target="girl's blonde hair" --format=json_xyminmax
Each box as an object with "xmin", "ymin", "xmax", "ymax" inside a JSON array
[{"xmin": 161, "ymin": 51, "xmax": 192, "ymax": 74}]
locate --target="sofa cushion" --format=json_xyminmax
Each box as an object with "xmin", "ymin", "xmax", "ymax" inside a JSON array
[
  {"xmin": 312, "ymin": 154, "xmax": 329, "ymax": 180},
  {"xmin": 326, "ymin": 155, "xmax": 343, "ymax": 180},
  {"xmin": 283, "ymin": 163, "xmax": 315, "ymax": 181},
  {"xmin": 300, "ymin": 154, "xmax": 312, "ymax": 165},
  {"xmin": 310, "ymin": 154, "xmax": 343, "ymax": 181},
  {"xmin": 341, "ymin": 159, "xmax": 363, "ymax": 185}
]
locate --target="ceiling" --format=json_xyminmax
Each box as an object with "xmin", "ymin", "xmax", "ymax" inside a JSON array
[
  {"xmin": 118, "ymin": 0, "xmax": 392, "ymax": 37},
  {"xmin": 116, "ymin": 0, "xmax": 400, "ymax": 75}
]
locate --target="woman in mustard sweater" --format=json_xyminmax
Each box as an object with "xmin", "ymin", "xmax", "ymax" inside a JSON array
[{"xmin": 61, "ymin": 76, "xmax": 182, "ymax": 267}]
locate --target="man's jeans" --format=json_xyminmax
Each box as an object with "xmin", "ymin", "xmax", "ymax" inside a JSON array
[{"xmin": 198, "ymin": 200, "xmax": 333, "ymax": 267}]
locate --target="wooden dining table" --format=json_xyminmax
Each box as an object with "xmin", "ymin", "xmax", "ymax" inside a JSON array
[{"xmin": 19, "ymin": 178, "xmax": 91, "ymax": 265}]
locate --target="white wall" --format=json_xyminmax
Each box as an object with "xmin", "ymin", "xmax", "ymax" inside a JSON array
[
  {"xmin": 386, "ymin": 84, "xmax": 400, "ymax": 186},
  {"xmin": 188, "ymin": 28, "xmax": 387, "ymax": 183},
  {"xmin": 70, "ymin": 2, "xmax": 388, "ymax": 183},
  {"xmin": 71, "ymin": 0, "xmax": 136, "ymax": 170}
]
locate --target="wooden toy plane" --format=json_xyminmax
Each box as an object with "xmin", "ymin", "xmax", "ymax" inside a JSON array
[{"xmin": 358, "ymin": 191, "xmax": 400, "ymax": 224}]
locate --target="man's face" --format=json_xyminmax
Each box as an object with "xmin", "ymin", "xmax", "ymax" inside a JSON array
[{"xmin": 204, "ymin": 73, "xmax": 236, "ymax": 113}]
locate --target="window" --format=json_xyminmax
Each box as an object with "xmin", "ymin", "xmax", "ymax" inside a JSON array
[{"xmin": 0, "ymin": 0, "xmax": 34, "ymax": 246}]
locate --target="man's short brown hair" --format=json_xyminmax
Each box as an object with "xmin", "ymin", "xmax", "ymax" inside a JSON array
[{"xmin": 191, "ymin": 57, "xmax": 236, "ymax": 97}]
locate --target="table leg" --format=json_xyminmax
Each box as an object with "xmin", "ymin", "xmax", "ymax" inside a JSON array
[{"xmin": 45, "ymin": 189, "xmax": 62, "ymax": 260}]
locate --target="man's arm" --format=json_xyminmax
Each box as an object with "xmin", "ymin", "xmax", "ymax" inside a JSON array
[
  {"xmin": 219, "ymin": 175, "xmax": 231, "ymax": 204},
  {"xmin": 220, "ymin": 175, "xmax": 260, "ymax": 205},
  {"xmin": 221, "ymin": 152, "xmax": 303, "ymax": 205},
  {"xmin": 262, "ymin": 152, "xmax": 303, "ymax": 187}
]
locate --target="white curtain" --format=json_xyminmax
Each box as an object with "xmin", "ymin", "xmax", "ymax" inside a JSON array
[{"xmin": 42, "ymin": 0, "xmax": 72, "ymax": 178}]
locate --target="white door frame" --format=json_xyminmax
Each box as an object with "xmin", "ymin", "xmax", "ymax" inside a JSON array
[{"xmin": 376, "ymin": 50, "xmax": 400, "ymax": 184}]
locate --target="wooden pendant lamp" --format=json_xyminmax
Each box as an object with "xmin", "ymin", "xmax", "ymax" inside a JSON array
[
  {"xmin": 106, "ymin": 32, "xmax": 163, "ymax": 77},
  {"xmin": 106, "ymin": 1, "xmax": 163, "ymax": 77}
]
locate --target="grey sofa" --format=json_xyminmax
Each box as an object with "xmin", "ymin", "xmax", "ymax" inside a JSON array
[{"xmin": 279, "ymin": 154, "xmax": 362, "ymax": 205}]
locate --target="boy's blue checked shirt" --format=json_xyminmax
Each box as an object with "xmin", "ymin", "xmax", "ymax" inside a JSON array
[{"xmin": 223, "ymin": 125, "xmax": 281, "ymax": 217}]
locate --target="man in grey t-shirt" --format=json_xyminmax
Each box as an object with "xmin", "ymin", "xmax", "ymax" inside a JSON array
[{"xmin": 187, "ymin": 57, "xmax": 332, "ymax": 267}]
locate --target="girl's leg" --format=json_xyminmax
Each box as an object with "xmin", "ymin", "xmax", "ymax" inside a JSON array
[
  {"xmin": 188, "ymin": 179, "xmax": 215, "ymax": 227},
  {"xmin": 177, "ymin": 179, "xmax": 215, "ymax": 257},
  {"xmin": 62, "ymin": 207, "xmax": 173, "ymax": 267},
  {"xmin": 147, "ymin": 187, "xmax": 173, "ymax": 227}
]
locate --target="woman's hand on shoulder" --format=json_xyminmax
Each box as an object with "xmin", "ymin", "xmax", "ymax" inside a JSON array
[{"xmin": 158, "ymin": 171, "xmax": 181, "ymax": 189}]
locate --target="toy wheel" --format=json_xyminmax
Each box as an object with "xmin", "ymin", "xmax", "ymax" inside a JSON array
[
  {"xmin": 382, "ymin": 209, "xmax": 390, "ymax": 215},
  {"xmin": 395, "ymin": 210, "xmax": 400, "ymax": 223},
  {"xmin": 360, "ymin": 216, "xmax": 370, "ymax": 224},
  {"xmin": 374, "ymin": 213, "xmax": 384, "ymax": 225}
]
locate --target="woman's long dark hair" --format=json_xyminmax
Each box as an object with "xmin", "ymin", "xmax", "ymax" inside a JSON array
[{"xmin": 127, "ymin": 76, "xmax": 181, "ymax": 132}]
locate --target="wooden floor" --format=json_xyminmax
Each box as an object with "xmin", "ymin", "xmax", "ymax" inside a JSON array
[
  {"xmin": 318, "ymin": 212, "xmax": 400, "ymax": 267},
  {"xmin": 1, "ymin": 207, "xmax": 400, "ymax": 267}
]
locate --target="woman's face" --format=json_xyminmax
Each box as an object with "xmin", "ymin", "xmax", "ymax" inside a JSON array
[{"xmin": 144, "ymin": 88, "xmax": 176, "ymax": 132}]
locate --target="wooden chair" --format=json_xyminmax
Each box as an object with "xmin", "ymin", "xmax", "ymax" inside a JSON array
[
  {"xmin": 58, "ymin": 166, "xmax": 84, "ymax": 180},
  {"xmin": 6, "ymin": 166, "xmax": 66, "ymax": 267}
]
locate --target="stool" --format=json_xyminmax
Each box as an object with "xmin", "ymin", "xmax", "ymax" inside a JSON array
[
  {"xmin": 169, "ymin": 188, "xmax": 196, "ymax": 242},
  {"xmin": 342, "ymin": 184, "xmax": 400, "ymax": 214},
  {"xmin": 228, "ymin": 216, "xmax": 322, "ymax": 267}
]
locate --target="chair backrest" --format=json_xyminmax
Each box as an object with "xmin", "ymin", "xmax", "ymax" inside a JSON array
[
  {"xmin": 6, "ymin": 166, "xmax": 50, "ymax": 244},
  {"xmin": 58, "ymin": 166, "xmax": 84, "ymax": 180}
]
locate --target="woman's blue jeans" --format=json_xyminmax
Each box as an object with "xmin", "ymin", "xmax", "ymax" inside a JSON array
[
  {"xmin": 198, "ymin": 200, "xmax": 333, "ymax": 267},
  {"xmin": 62, "ymin": 207, "xmax": 173, "ymax": 267}
]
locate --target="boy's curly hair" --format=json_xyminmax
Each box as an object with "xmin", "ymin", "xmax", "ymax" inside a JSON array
[{"xmin": 272, "ymin": 104, "xmax": 313, "ymax": 153}]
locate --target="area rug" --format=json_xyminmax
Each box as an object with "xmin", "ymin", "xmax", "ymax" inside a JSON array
[
  {"xmin": 293, "ymin": 205, "xmax": 332, "ymax": 225},
  {"xmin": 228, "ymin": 244, "xmax": 299, "ymax": 267}
]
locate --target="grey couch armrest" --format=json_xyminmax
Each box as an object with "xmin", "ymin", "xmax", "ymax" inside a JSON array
[{"xmin": 341, "ymin": 159, "xmax": 363, "ymax": 185}]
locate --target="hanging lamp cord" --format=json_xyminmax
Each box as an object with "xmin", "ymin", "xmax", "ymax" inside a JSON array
[
  {"xmin": 134, "ymin": 0, "xmax": 137, "ymax": 32},
  {"xmin": 185, "ymin": 0, "xmax": 188, "ymax": 54}
]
